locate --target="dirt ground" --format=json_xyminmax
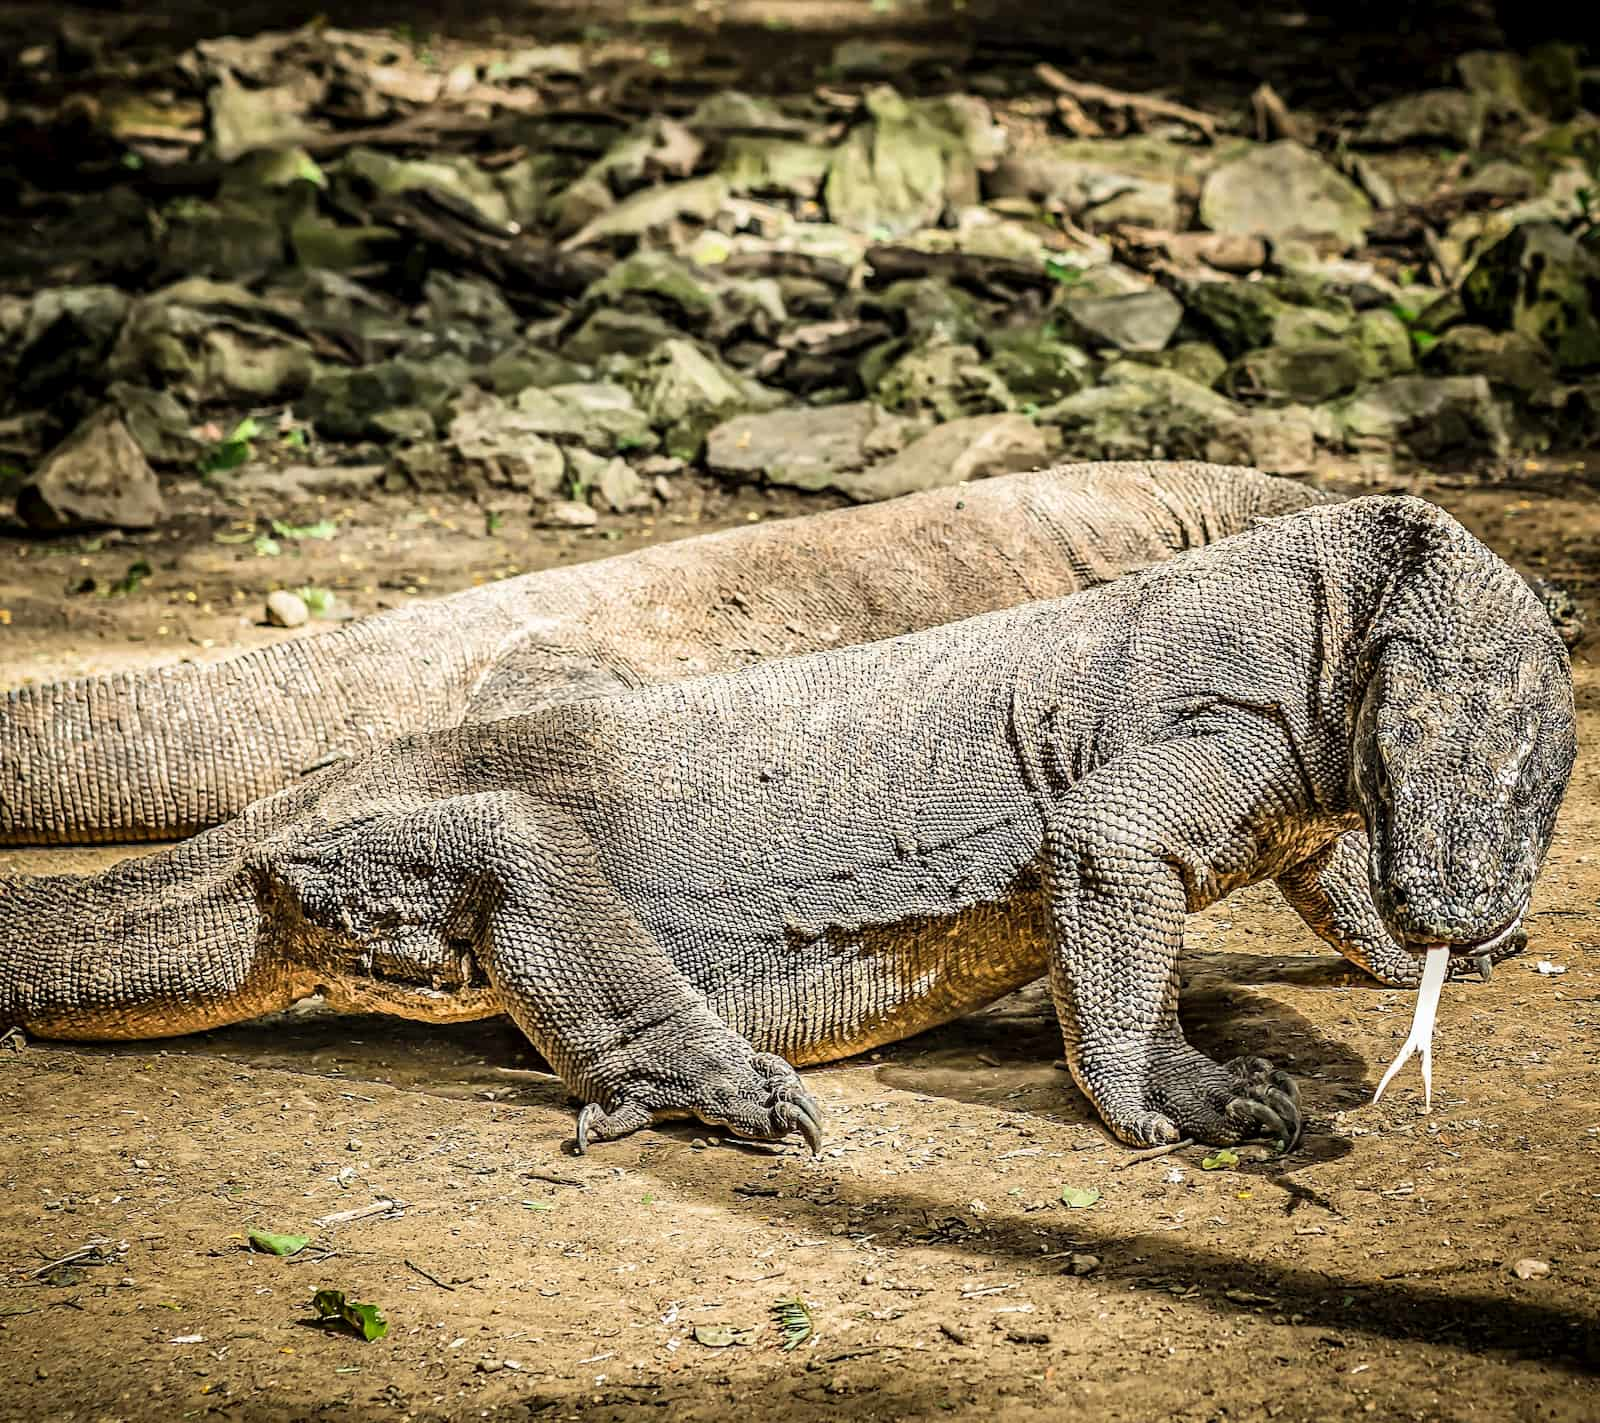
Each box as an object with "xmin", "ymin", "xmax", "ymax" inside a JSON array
[{"xmin": 1, "ymin": 462, "xmax": 1598, "ymax": 1423}]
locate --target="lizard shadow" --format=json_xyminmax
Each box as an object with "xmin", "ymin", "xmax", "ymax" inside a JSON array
[{"xmin": 869, "ymin": 952, "xmax": 1385, "ymax": 1166}]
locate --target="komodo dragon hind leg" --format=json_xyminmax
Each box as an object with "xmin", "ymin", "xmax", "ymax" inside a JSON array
[
  {"xmin": 454, "ymin": 797, "xmax": 825, "ymax": 1155},
  {"xmin": 1038, "ymin": 733, "xmax": 1305, "ymax": 1152}
]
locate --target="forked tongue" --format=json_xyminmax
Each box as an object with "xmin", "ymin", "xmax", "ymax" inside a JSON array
[{"xmin": 1372, "ymin": 945, "xmax": 1449, "ymax": 1109}]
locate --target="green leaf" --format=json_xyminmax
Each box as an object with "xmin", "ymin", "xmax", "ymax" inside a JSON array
[
  {"xmin": 199, "ymin": 417, "xmax": 261, "ymax": 475},
  {"xmin": 1045, "ymin": 257, "xmax": 1087, "ymax": 285},
  {"xmin": 522, "ymin": 1199, "xmax": 554, "ymax": 1212},
  {"xmin": 101, "ymin": 559, "xmax": 153, "ymax": 598},
  {"xmin": 1201, "ymin": 1148, "xmax": 1240, "ymax": 1170},
  {"xmin": 771, "ymin": 1296, "xmax": 814, "ymax": 1351},
  {"xmin": 485, "ymin": 510, "xmax": 504, "ymax": 535},
  {"xmin": 292, "ymin": 153, "xmax": 327, "ymax": 188},
  {"xmin": 253, "ymin": 534, "xmax": 282, "ymax": 558},
  {"xmin": 249, "ymin": 1230, "xmax": 309, "ymax": 1257},
  {"xmin": 293, "ymin": 586, "xmax": 335, "ymax": 617},
  {"xmin": 1388, "ymin": 302, "xmax": 1420, "ymax": 326},
  {"xmin": 270, "ymin": 517, "xmax": 338, "ymax": 541},
  {"xmin": 1410, "ymin": 329, "xmax": 1439, "ymax": 354},
  {"xmin": 313, "ymin": 1289, "xmax": 388, "ymax": 1342},
  {"xmin": 1059, "ymin": 1186, "xmax": 1101, "ymax": 1209}
]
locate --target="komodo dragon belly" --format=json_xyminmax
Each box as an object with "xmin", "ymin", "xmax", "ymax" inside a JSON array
[{"xmin": 694, "ymin": 869, "xmax": 1056, "ymax": 1066}]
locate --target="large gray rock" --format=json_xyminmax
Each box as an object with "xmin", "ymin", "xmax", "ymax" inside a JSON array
[
  {"xmin": 1226, "ymin": 340, "xmax": 1367, "ymax": 403},
  {"xmin": 842, "ymin": 413, "xmax": 1049, "ymax": 503},
  {"xmin": 109, "ymin": 279, "xmax": 315, "ymax": 407},
  {"xmin": 446, "ymin": 395, "xmax": 568, "ymax": 495},
  {"xmin": 706, "ymin": 403, "xmax": 918, "ymax": 491},
  {"xmin": 297, "ymin": 356, "xmax": 472, "ymax": 440},
  {"xmin": 1209, "ymin": 406, "xmax": 1333, "ymax": 476},
  {"xmin": 1429, "ymin": 325, "xmax": 1555, "ymax": 398},
  {"xmin": 874, "ymin": 339, "xmax": 1014, "ymax": 421},
  {"xmin": 1356, "ymin": 90, "xmax": 1486, "ymax": 149},
  {"xmin": 1200, "ymin": 142, "xmax": 1372, "ymax": 252},
  {"xmin": 624, "ymin": 339, "xmax": 784, "ymax": 461},
  {"xmin": 1065, "ymin": 288, "xmax": 1183, "ymax": 354},
  {"xmin": 1039, "ymin": 363, "xmax": 1242, "ymax": 461},
  {"xmin": 1333, "ymin": 375, "xmax": 1508, "ymax": 458},
  {"xmin": 17, "ymin": 407, "xmax": 165, "ymax": 532},
  {"xmin": 824, "ymin": 88, "xmax": 999, "ymax": 236},
  {"xmin": 8, "ymin": 285, "xmax": 130, "ymax": 403},
  {"xmin": 1460, "ymin": 222, "xmax": 1600, "ymax": 372}
]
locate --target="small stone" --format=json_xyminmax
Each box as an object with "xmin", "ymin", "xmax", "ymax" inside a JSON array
[
  {"xmin": 265, "ymin": 591, "xmax": 310, "ymax": 629},
  {"xmin": 537, "ymin": 500, "xmax": 598, "ymax": 529},
  {"xmin": 691, "ymin": 1138, "xmax": 708, "ymax": 1150},
  {"xmin": 1068, "ymin": 1253, "xmax": 1101, "ymax": 1276},
  {"xmin": 1511, "ymin": 1258, "xmax": 1550, "ymax": 1280},
  {"xmin": 347, "ymin": 1138, "xmax": 362, "ymax": 1152}
]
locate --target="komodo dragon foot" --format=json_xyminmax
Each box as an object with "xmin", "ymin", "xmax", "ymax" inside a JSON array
[
  {"xmin": 573, "ymin": 1052, "xmax": 824, "ymax": 1156},
  {"xmin": 1121, "ymin": 1053, "xmax": 1303, "ymax": 1153}
]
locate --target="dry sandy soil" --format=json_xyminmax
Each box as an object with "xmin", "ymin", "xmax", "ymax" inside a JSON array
[{"xmin": 1, "ymin": 466, "xmax": 1598, "ymax": 1422}]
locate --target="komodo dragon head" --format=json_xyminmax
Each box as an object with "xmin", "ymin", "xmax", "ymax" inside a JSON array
[{"xmin": 1350, "ymin": 499, "xmax": 1577, "ymax": 965}]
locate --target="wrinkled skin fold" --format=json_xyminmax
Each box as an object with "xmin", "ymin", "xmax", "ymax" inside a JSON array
[{"xmin": 0, "ymin": 496, "xmax": 1576, "ymax": 1155}]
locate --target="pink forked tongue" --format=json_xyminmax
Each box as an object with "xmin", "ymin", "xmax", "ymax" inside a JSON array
[{"xmin": 1372, "ymin": 945, "xmax": 1450, "ymax": 1109}]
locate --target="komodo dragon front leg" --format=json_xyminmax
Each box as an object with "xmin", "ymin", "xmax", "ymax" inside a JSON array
[
  {"xmin": 1276, "ymin": 832, "xmax": 1521, "ymax": 985},
  {"xmin": 1041, "ymin": 728, "xmax": 1305, "ymax": 1150}
]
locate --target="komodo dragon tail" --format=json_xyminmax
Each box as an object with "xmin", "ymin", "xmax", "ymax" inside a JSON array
[
  {"xmin": 0, "ymin": 593, "xmax": 521, "ymax": 846},
  {"xmin": 0, "ymin": 824, "xmax": 292, "ymax": 1038},
  {"xmin": 0, "ymin": 462, "xmax": 1332, "ymax": 847}
]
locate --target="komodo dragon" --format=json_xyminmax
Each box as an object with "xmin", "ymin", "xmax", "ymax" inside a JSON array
[
  {"xmin": 3, "ymin": 461, "xmax": 1324, "ymax": 847},
  {"xmin": 0, "ymin": 497, "xmax": 1575, "ymax": 1155}
]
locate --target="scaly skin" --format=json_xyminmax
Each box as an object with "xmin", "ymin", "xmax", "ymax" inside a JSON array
[
  {"xmin": 1, "ymin": 462, "xmax": 1326, "ymax": 845},
  {"xmin": 1, "ymin": 497, "xmax": 1575, "ymax": 1154}
]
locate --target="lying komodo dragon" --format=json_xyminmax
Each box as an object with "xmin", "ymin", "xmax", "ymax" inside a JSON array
[
  {"xmin": 3, "ymin": 461, "xmax": 1320, "ymax": 847},
  {"xmin": 1, "ymin": 496, "xmax": 1575, "ymax": 1155}
]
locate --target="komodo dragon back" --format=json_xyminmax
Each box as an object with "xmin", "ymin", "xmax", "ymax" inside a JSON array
[{"xmin": 0, "ymin": 462, "xmax": 1324, "ymax": 845}]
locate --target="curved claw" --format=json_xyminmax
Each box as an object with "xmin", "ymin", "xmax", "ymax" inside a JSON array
[
  {"xmin": 574, "ymin": 1102, "xmax": 602, "ymax": 1156},
  {"xmin": 788, "ymin": 1096, "xmax": 825, "ymax": 1156},
  {"xmin": 1473, "ymin": 953, "xmax": 1493, "ymax": 983}
]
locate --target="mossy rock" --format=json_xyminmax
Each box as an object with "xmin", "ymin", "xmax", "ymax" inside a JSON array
[{"xmin": 1461, "ymin": 221, "xmax": 1600, "ymax": 372}]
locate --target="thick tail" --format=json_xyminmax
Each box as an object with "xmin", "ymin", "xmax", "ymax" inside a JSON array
[
  {"xmin": 0, "ymin": 820, "xmax": 300, "ymax": 1038},
  {"xmin": 0, "ymin": 595, "xmax": 514, "ymax": 846}
]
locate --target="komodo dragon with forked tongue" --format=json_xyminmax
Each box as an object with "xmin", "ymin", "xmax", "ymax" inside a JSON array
[{"xmin": 0, "ymin": 497, "xmax": 1575, "ymax": 1154}]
